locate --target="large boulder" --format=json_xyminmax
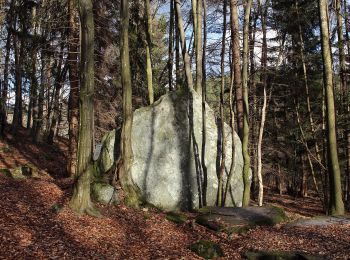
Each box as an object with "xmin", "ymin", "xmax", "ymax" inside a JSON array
[{"xmin": 96, "ymin": 90, "xmax": 245, "ymax": 210}]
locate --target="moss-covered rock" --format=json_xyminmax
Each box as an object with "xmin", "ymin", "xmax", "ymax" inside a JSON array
[
  {"xmin": 166, "ymin": 211, "xmax": 187, "ymax": 224},
  {"xmin": 195, "ymin": 215, "xmax": 225, "ymax": 232},
  {"xmin": 190, "ymin": 240, "xmax": 224, "ymax": 259},
  {"xmin": 91, "ymin": 182, "xmax": 118, "ymax": 205}
]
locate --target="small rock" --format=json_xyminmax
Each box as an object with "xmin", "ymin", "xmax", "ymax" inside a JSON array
[
  {"xmin": 190, "ymin": 240, "xmax": 224, "ymax": 259},
  {"xmin": 91, "ymin": 182, "xmax": 118, "ymax": 205}
]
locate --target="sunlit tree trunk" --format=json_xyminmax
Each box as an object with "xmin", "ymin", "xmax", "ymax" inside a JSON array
[
  {"xmin": 218, "ymin": 0, "xmax": 227, "ymax": 207},
  {"xmin": 168, "ymin": 0, "xmax": 174, "ymax": 91},
  {"xmin": 241, "ymin": 0, "xmax": 253, "ymax": 207},
  {"xmin": 145, "ymin": 0, "xmax": 154, "ymax": 104},
  {"xmin": 230, "ymin": 0, "xmax": 243, "ymax": 138},
  {"xmin": 116, "ymin": 0, "xmax": 142, "ymax": 207},
  {"xmin": 175, "ymin": 0, "xmax": 193, "ymax": 90},
  {"xmin": 195, "ymin": 0, "xmax": 203, "ymax": 93},
  {"xmin": 69, "ymin": 0, "xmax": 100, "ymax": 216},
  {"xmin": 319, "ymin": 0, "xmax": 345, "ymax": 215}
]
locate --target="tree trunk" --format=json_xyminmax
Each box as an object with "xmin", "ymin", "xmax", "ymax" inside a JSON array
[
  {"xmin": 201, "ymin": 0, "xmax": 208, "ymax": 206},
  {"xmin": 175, "ymin": 6, "xmax": 181, "ymax": 89},
  {"xmin": 175, "ymin": 0, "xmax": 194, "ymax": 90},
  {"xmin": 230, "ymin": 0, "xmax": 243, "ymax": 139},
  {"xmin": 168, "ymin": 0, "xmax": 174, "ymax": 91},
  {"xmin": 69, "ymin": 0, "xmax": 100, "ymax": 217},
  {"xmin": 242, "ymin": 0, "xmax": 253, "ymax": 207},
  {"xmin": 319, "ymin": 0, "xmax": 345, "ymax": 215},
  {"xmin": 67, "ymin": 0, "xmax": 80, "ymax": 177},
  {"xmin": 336, "ymin": 0, "xmax": 347, "ymax": 106},
  {"xmin": 116, "ymin": 0, "xmax": 142, "ymax": 207},
  {"xmin": 0, "ymin": 24, "xmax": 11, "ymax": 138},
  {"xmin": 13, "ymin": 32, "xmax": 24, "ymax": 129},
  {"xmin": 48, "ymin": 43, "xmax": 66, "ymax": 144},
  {"xmin": 218, "ymin": 0, "xmax": 227, "ymax": 207},
  {"xmin": 195, "ymin": 0, "xmax": 203, "ymax": 94},
  {"xmin": 145, "ymin": 0, "xmax": 154, "ymax": 104}
]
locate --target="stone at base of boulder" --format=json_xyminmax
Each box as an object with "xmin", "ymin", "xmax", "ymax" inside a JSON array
[
  {"xmin": 196, "ymin": 206, "xmax": 288, "ymax": 235},
  {"xmin": 91, "ymin": 182, "xmax": 118, "ymax": 205}
]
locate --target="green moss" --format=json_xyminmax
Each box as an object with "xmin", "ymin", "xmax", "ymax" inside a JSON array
[
  {"xmin": 123, "ymin": 183, "xmax": 142, "ymax": 208},
  {"xmin": 190, "ymin": 240, "xmax": 224, "ymax": 259},
  {"xmin": 195, "ymin": 206, "xmax": 214, "ymax": 214},
  {"xmin": 225, "ymin": 225, "xmax": 252, "ymax": 235},
  {"xmin": 166, "ymin": 211, "xmax": 187, "ymax": 224},
  {"xmin": 0, "ymin": 169, "xmax": 11, "ymax": 177},
  {"xmin": 195, "ymin": 215, "xmax": 224, "ymax": 232},
  {"xmin": 51, "ymin": 204, "xmax": 63, "ymax": 213}
]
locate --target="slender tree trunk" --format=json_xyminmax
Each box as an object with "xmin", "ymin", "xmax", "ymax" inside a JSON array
[
  {"xmin": 145, "ymin": 0, "xmax": 154, "ymax": 104},
  {"xmin": 175, "ymin": 0, "xmax": 194, "ymax": 90},
  {"xmin": 175, "ymin": 7, "xmax": 181, "ymax": 89},
  {"xmin": 13, "ymin": 32, "xmax": 23, "ymax": 128},
  {"xmin": 69, "ymin": 0, "xmax": 100, "ymax": 216},
  {"xmin": 241, "ymin": 0, "xmax": 253, "ymax": 207},
  {"xmin": 27, "ymin": 4, "xmax": 38, "ymax": 131},
  {"xmin": 48, "ymin": 43, "xmax": 66, "ymax": 144},
  {"xmin": 201, "ymin": 0, "xmax": 208, "ymax": 206},
  {"xmin": 336, "ymin": 0, "xmax": 347, "ymax": 106},
  {"xmin": 230, "ymin": 0, "xmax": 243, "ymax": 139},
  {"xmin": 33, "ymin": 52, "xmax": 50, "ymax": 143},
  {"xmin": 168, "ymin": 0, "xmax": 174, "ymax": 91},
  {"xmin": 195, "ymin": 0, "xmax": 203, "ymax": 93},
  {"xmin": 218, "ymin": 0, "xmax": 227, "ymax": 207},
  {"xmin": 67, "ymin": 0, "xmax": 80, "ymax": 177},
  {"xmin": 0, "ymin": 25, "xmax": 11, "ymax": 138},
  {"xmin": 319, "ymin": 0, "xmax": 345, "ymax": 215},
  {"xmin": 257, "ymin": 86, "xmax": 267, "ymax": 206},
  {"xmin": 249, "ymin": 10, "xmax": 258, "ymax": 199},
  {"xmin": 116, "ymin": 0, "xmax": 142, "ymax": 207}
]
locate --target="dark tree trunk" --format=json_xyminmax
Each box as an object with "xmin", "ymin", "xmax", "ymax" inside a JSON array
[
  {"xmin": 69, "ymin": 0, "xmax": 100, "ymax": 216},
  {"xmin": 67, "ymin": 0, "xmax": 80, "ymax": 177}
]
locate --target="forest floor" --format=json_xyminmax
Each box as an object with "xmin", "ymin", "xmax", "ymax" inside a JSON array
[{"xmin": 0, "ymin": 128, "xmax": 350, "ymax": 259}]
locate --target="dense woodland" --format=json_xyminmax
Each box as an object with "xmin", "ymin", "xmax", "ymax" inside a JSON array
[{"xmin": 0, "ymin": 0, "xmax": 350, "ymax": 258}]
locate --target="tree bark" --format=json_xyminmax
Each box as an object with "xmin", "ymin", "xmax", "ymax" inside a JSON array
[
  {"xmin": 242, "ymin": 0, "xmax": 253, "ymax": 207},
  {"xmin": 168, "ymin": 0, "xmax": 174, "ymax": 91},
  {"xmin": 48, "ymin": 43, "xmax": 66, "ymax": 144},
  {"xmin": 175, "ymin": 0, "xmax": 194, "ymax": 90},
  {"xmin": 319, "ymin": 0, "xmax": 345, "ymax": 215},
  {"xmin": 195, "ymin": 0, "xmax": 203, "ymax": 94},
  {"xmin": 13, "ymin": 28, "xmax": 24, "ymax": 129},
  {"xmin": 145, "ymin": 0, "xmax": 154, "ymax": 104},
  {"xmin": 67, "ymin": 0, "xmax": 80, "ymax": 177},
  {"xmin": 218, "ymin": 0, "xmax": 227, "ymax": 207},
  {"xmin": 0, "ymin": 22, "xmax": 11, "ymax": 138},
  {"xmin": 69, "ymin": 0, "xmax": 100, "ymax": 216},
  {"xmin": 116, "ymin": 0, "xmax": 142, "ymax": 207},
  {"xmin": 230, "ymin": 0, "xmax": 243, "ymax": 139}
]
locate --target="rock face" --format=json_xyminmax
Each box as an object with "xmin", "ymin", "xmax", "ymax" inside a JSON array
[{"xmin": 96, "ymin": 90, "xmax": 245, "ymax": 210}]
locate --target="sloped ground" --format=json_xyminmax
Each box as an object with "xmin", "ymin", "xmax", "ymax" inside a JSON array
[{"xmin": 0, "ymin": 129, "xmax": 350, "ymax": 259}]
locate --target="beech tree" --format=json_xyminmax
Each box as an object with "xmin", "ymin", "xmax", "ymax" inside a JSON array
[{"xmin": 319, "ymin": 0, "xmax": 344, "ymax": 215}]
